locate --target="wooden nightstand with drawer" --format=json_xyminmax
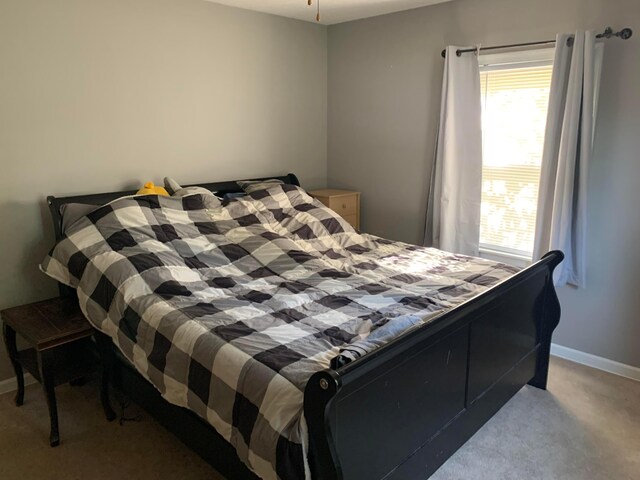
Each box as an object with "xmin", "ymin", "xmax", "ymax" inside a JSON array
[{"xmin": 309, "ymin": 189, "xmax": 360, "ymax": 230}]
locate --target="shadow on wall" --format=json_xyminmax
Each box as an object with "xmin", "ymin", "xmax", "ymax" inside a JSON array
[
  {"xmin": 0, "ymin": 198, "xmax": 61, "ymax": 381},
  {"xmin": 0, "ymin": 199, "xmax": 60, "ymax": 309}
]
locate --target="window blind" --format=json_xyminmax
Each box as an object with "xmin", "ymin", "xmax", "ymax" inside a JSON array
[{"xmin": 479, "ymin": 64, "xmax": 553, "ymax": 257}]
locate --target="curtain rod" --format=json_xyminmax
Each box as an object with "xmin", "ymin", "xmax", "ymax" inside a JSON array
[{"xmin": 441, "ymin": 27, "xmax": 633, "ymax": 58}]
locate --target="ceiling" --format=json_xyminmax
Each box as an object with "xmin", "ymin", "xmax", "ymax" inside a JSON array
[{"xmin": 205, "ymin": 0, "xmax": 453, "ymax": 25}]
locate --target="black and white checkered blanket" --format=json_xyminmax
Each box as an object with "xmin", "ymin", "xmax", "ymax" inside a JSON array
[{"xmin": 41, "ymin": 184, "xmax": 518, "ymax": 479}]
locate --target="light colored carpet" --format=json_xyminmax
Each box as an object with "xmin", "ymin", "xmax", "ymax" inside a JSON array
[
  {"xmin": 431, "ymin": 357, "xmax": 640, "ymax": 480},
  {"xmin": 0, "ymin": 357, "xmax": 638, "ymax": 479}
]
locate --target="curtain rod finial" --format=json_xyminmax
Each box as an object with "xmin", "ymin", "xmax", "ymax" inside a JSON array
[{"xmin": 597, "ymin": 27, "xmax": 633, "ymax": 40}]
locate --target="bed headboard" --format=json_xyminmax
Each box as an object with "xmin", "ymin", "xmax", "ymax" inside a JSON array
[{"xmin": 46, "ymin": 173, "xmax": 300, "ymax": 243}]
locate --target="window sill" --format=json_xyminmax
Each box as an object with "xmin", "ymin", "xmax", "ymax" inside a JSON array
[{"xmin": 478, "ymin": 247, "xmax": 532, "ymax": 269}]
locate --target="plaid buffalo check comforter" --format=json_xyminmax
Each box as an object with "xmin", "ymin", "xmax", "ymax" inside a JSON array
[{"xmin": 41, "ymin": 184, "xmax": 518, "ymax": 479}]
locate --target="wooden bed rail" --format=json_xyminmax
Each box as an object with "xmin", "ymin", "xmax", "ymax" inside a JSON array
[{"xmin": 304, "ymin": 250, "xmax": 564, "ymax": 480}]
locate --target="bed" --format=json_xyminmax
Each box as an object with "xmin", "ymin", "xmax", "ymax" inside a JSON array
[{"xmin": 44, "ymin": 173, "xmax": 563, "ymax": 480}]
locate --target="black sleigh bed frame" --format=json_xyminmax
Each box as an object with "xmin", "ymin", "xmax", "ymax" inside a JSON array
[{"xmin": 47, "ymin": 173, "xmax": 564, "ymax": 480}]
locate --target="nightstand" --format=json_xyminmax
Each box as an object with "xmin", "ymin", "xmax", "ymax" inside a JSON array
[
  {"xmin": 309, "ymin": 189, "xmax": 361, "ymax": 230},
  {"xmin": 1, "ymin": 297, "xmax": 115, "ymax": 446}
]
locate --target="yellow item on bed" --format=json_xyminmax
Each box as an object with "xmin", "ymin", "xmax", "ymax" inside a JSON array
[{"xmin": 137, "ymin": 182, "xmax": 169, "ymax": 196}]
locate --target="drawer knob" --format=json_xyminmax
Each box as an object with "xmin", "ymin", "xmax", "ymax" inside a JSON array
[{"xmin": 342, "ymin": 203, "xmax": 346, "ymax": 209}]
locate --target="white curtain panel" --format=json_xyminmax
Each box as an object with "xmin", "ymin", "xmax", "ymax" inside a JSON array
[
  {"xmin": 533, "ymin": 31, "xmax": 604, "ymax": 287},
  {"xmin": 425, "ymin": 46, "xmax": 483, "ymax": 256}
]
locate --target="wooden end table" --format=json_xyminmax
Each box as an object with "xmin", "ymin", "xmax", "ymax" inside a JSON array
[{"xmin": 1, "ymin": 297, "xmax": 116, "ymax": 446}]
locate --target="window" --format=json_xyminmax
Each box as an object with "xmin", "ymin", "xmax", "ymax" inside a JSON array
[{"xmin": 478, "ymin": 49, "xmax": 554, "ymax": 263}]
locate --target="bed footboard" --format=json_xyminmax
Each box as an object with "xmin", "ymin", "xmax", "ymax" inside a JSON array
[{"xmin": 304, "ymin": 251, "xmax": 563, "ymax": 480}]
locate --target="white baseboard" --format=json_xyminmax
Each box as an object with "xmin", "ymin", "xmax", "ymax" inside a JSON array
[
  {"xmin": 0, "ymin": 374, "xmax": 37, "ymax": 396},
  {"xmin": 551, "ymin": 343, "xmax": 640, "ymax": 382}
]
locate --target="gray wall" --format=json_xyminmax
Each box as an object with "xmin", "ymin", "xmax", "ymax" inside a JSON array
[
  {"xmin": 328, "ymin": 0, "xmax": 640, "ymax": 367},
  {"xmin": 0, "ymin": 0, "xmax": 327, "ymax": 381}
]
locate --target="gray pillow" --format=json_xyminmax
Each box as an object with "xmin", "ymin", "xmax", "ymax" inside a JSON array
[
  {"xmin": 164, "ymin": 177, "xmax": 215, "ymax": 198},
  {"xmin": 237, "ymin": 178, "xmax": 284, "ymax": 194},
  {"xmin": 60, "ymin": 203, "xmax": 99, "ymax": 234},
  {"xmin": 164, "ymin": 177, "xmax": 183, "ymax": 195},
  {"xmin": 173, "ymin": 186, "xmax": 214, "ymax": 197}
]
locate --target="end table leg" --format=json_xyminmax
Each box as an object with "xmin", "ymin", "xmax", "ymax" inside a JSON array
[
  {"xmin": 2, "ymin": 323, "xmax": 25, "ymax": 406},
  {"xmin": 37, "ymin": 350, "xmax": 60, "ymax": 447},
  {"xmin": 95, "ymin": 333, "xmax": 116, "ymax": 422}
]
